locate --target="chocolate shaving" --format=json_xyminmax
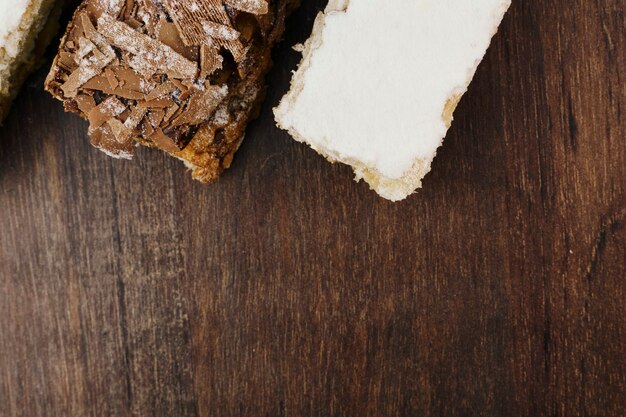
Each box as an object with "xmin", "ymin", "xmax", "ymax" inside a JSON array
[
  {"xmin": 75, "ymin": 94, "xmax": 96, "ymax": 114},
  {"xmin": 144, "ymin": 81, "xmax": 177, "ymax": 101},
  {"xmin": 163, "ymin": 103, "xmax": 180, "ymax": 123},
  {"xmin": 161, "ymin": 0, "xmax": 252, "ymax": 62},
  {"xmin": 171, "ymin": 84, "xmax": 228, "ymax": 126},
  {"xmin": 155, "ymin": 20, "xmax": 198, "ymax": 61},
  {"xmin": 163, "ymin": 0, "xmax": 245, "ymax": 47},
  {"xmin": 60, "ymin": 13, "xmax": 119, "ymax": 97},
  {"xmin": 108, "ymin": 106, "xmax": 147, "ymax": 144},
  {"xmin": 107, "ymin": 118, "xmax": 126, "ymax": 141},
  {"xmin": 171, "ymin": 79, "xmax": 187, "ymax": 92},
  {"xmin": 103, "ymin": 68, "xmax": 119, "ymax": 89},
  {"xmin": 89, "ymin": 123, "xmax": 135, "ymax": 159},
  {"xmin": 200, "ymin": 44, "xmax": 223, "ymax": 79},
  {"xmin": 97, "ymin": 14, "xmax": 198, "ymax": 79},
  {"xmin": 87, "ymin": 96, "xmax": 126, "ymax": 128},
  {"xmin": 83, "ymin": 76, "xmax": 146, "ymax": 100},
  {"xmin": 141, "ymin": 97, "xmax": 176, "ymax": 108},
  {"xmin": 76, "ymin": 38, "xmax": 96, "ymax": 60},
  {"xmin": 147, "ymin": 109, "xmax": 165, "ymax": 127},
  {"xmin": 57, "ymin": 51, "xmax": 78, "ymax": 72},
  {"xmin": 80, "ymin": 13, "xmax": 115, "ymax": 59},
  {"xmin": 150, "ymin": 128, "xmax": 181, "ymax": 153},
  {"xmin": 61, "ymin": 54, "xmax": 114, "ymax": 97},
  {"xmin": 113, "ymin": 68, "xmax": 154, "ymax": 92}
]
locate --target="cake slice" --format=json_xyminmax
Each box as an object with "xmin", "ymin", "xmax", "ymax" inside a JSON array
[
  {"xmin": 0, "ymin": 0, "xmax": 61, "ymax": 122},
  {"xmin": 45, "ymin": 0, "xmax": 296, "ymax": 183},
  {"xmin": 275, "ymin": 0, "xmax": 511, "ymax": 201}
]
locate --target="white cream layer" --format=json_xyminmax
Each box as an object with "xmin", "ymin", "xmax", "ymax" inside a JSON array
[
  {"xmin": 276, "ymin": 0, "xmax": 510, "ymax": 181},
  {"xmin": 0, "ymin": 0, "xmax": 32, "ymax": 57}
]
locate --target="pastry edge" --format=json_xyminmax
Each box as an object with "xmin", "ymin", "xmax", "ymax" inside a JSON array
[{"xmin": 0, "ymin": 0, "xmax": 60, "ymax": 123}]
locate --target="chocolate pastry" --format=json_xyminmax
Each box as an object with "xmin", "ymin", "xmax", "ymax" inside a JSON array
[{"xmin": 45, "ymin": 0, "xmax": 296, "ymax": 182}]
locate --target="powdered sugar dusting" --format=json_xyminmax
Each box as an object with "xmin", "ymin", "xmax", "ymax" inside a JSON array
[
  {"xmin": 0, "ymin": 0, "xmax": 31, "ymax": 57},
  {"xmin": 97, "ymin": 145, "xmax": 135, "ymax": 159},
  {"xmin": 100, "ymin": 0, "xmax": 123, "ymax": 15}
]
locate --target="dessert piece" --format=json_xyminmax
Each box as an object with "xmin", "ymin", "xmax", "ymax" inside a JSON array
[
  {"xmin": 0, "ymin": 0, "xmax": 62, "ymax": 123},
  {"xmin": 275, "ymin": 0, "xmax": 511, "ymax": 201},
  {"xmin": 46, "ymin": 0, "xmax": 296, "ymax": 182}
]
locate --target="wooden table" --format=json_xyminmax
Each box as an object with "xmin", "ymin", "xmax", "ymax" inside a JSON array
[{"xmin": 1, "ymin": 1, "xmax": 624, "ymax": 416}]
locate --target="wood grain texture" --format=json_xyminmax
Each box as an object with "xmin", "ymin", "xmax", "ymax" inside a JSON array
[{"xmin": 0, "ymin": 0, "xmax": 624, "ymax": 416}]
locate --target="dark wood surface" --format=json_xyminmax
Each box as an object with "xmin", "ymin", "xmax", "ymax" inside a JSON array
[{"xmin": 1, "ymin": 1, "xmax": 624, "ymax": 416}]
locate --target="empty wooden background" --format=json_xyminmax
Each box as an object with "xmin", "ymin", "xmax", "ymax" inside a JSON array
[{"xmin": 1, "ymin": 0, "xmax": 624, "ymax": 416}]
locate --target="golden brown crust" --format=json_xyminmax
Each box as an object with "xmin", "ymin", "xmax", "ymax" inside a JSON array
[
  {"xmin": 46, "ymin": 0, "xmax": 297, "ymax": 182},
  {"xmin": 0, "ymin": 0, "xmax": 61, "ymax": 123}
]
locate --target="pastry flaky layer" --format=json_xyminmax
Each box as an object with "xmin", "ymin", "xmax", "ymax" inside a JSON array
[
  {"xmin": 46, "ymin": 0, "xmax": 296, "ymax": 183},
  {"xmin": 275, "ymin": 0, "xmax": 511, "ymax": 201},
  {"xmin": 0, "ymin": 0, "xmax": 61, "ymax": 123}
]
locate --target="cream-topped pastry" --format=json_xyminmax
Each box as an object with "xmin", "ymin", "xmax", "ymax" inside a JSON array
[
  {"xmin": 0, "ymin": 0, "xmax": 32, "ymax": 56},
  {"xmin": 0, "ymin": 0, "xmax": 60, "ymax": 122},
  {"xmin": 275, "ymin": 0, "xmax": 511, "ymax": 201}
]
